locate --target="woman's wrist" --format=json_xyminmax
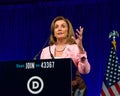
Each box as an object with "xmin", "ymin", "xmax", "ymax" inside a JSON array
[{"xmin": 77, "ymin": 43, "xmax": 85, "ymax": 54}]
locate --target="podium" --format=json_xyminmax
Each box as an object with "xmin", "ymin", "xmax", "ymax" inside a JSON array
[{"xmin": 0, "ymin": 58, "xmax": 75, "ymax": 96}]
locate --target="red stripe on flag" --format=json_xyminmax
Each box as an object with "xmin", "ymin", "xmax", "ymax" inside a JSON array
[
  {"xmin": 108, "ymin": 87, "xmax": 114, "ymax": 96},
  {"xmin": 101, "ymin": 89, "xmax": 106, "ymax": 96},
  {"xmin": 114, "ymin": 82, "xmax": 120, "ymax": 94}
]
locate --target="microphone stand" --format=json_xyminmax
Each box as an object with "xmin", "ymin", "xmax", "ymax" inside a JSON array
[
  {"xmin": 33, "ymin": 50, "xmax": 41, "ymax": 60},
  {"xmin": 33, "ymin": 37, "xmax": 50, "ymax": 60}
]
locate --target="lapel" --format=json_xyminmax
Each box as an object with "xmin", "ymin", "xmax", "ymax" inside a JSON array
[{"xmin": 63, "ymin": 44, "xmax": 72, "ymax": 58}]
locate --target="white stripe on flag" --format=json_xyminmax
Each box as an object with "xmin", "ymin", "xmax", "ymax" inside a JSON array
[
  {"xmin": 102, "ymin": 82, "xmax": 110, "ymax": 96},
  {"xmin": 118, "ymin": 81, "xmax": 120, "ymax": 86},
  {"xmin": 111, "ymin": 84, "xmax": 119, "ymax": 95}
]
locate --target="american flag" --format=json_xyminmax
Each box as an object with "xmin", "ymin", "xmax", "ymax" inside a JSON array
[{"xmin": 101, "ymin": 41, "xmax": 120, "ymax": 96}]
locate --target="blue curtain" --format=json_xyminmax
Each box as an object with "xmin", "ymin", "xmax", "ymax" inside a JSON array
[{"xmin": 0, "ymin": 0, "xmax": 120, "ymax": 95}]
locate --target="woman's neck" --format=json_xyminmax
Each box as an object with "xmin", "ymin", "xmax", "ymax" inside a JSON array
[{"xmin": 56, "ymin": 38, "xmax": 67, "ymax": 45}]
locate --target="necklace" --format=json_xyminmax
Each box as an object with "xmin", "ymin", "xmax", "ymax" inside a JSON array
[{"xmin": 55, "ymin": 46, "xmax": 66, "ymax": 52}]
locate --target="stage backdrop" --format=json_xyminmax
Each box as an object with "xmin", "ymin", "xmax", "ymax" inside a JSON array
[{"xmin": 0, "ymin": 0, "xmax": 120, "ymax": 96}]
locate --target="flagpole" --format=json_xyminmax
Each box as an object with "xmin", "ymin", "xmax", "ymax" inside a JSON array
[{"xmin": 101, "ymin": 30, "xmax": 120, "ymax": 96}]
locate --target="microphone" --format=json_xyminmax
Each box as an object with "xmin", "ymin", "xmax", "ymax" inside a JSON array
[
  {"xmin": 33, "ymin": 50, "xmax": 41, "ymax": 60},
  {"xmin": 49, "ymin": 46, "xmax": 54, "ymax": 59},
  {"xmin": 33, "ymin": 38, "xmax": 49, "ymax": 60}
]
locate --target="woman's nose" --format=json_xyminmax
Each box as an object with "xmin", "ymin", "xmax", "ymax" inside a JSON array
[{"xmin": 58, "ymin": 26, "xmax": 62, "ymax": 31}]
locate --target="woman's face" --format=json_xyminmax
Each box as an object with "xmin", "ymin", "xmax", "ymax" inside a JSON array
[{"xmin": 54, "ymin": 20, "xmax": 68, "ymax": 40}]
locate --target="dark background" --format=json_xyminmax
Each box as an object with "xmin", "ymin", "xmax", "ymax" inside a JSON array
[{"xmin": 0, "ymin": 0, "xmax": 120, "ymax": 96}]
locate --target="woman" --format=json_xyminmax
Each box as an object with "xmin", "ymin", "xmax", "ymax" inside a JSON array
[
  {"xmin": 40, "ymin": 16, "xmax": 90, "ymax": 95},
  {"xmin": 40, "ymin": 16, "xmax": 90, "ymax": 74}
]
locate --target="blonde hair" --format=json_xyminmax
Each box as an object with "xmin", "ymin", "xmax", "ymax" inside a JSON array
[{"xmin": 49, "ymin": 16, "xmax": 75, "ymax": 45}]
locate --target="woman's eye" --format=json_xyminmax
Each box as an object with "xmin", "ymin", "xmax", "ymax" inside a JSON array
[
  {"xmin": 55, "ymin": 25, "xmax": 58, "ymax": 28},
  {"xmin": 61, "ymin": 25, "xmax": 65, "ymax": 28}
]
